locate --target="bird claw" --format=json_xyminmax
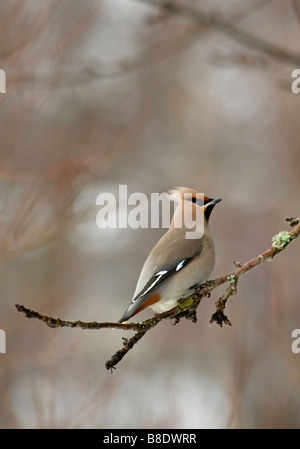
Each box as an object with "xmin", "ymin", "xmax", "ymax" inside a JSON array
[
  {"xmin": 173, "ymin": 316, "xmax": 180, "ymax": 325},
  {"xmin": 173, "ymin": 308, "xmax": 197, "ymax": 324}
]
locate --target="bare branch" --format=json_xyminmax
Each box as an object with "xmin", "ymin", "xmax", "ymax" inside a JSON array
[
  {"xmin": 15, "ymin": 218, "xmax": 300, "ymax": 370},
  {"xmin": 14, "ymin": 305, "xmax": 142, "ymax": 331}
]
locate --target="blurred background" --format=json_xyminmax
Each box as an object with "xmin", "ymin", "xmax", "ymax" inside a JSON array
[{"xmin": 0, "ymin": 0, "xmax": 300, "ymax": 429}]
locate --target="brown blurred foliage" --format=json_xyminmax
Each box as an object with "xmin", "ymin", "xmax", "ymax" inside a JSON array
[{"xmin": 0, "ymin": 0, "xmax": 300, "ymax": 429}]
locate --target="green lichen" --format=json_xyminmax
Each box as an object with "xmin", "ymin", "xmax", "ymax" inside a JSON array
[
  {"xmin": 227, "ymin": 274, "xmax": 237, "ymax": 283},
  {"xmin": 271, "ymin": 230, "xmax": 293, "ymax": 250},
  {"xmin": 177, "ymin": 295, "xmax": 196, "ymax": 311}
]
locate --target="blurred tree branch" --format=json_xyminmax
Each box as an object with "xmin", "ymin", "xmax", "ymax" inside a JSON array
[
  {"xmin": 139, "ymin": 0, "xmax": 300, "ymax": 66},
  {"xmin": 16, "ymin": 0, "xmax": 300, "ymax": 89},
  {"xmin": 16, "ymin": 217, "xmax": 300, "ymax": 371}
]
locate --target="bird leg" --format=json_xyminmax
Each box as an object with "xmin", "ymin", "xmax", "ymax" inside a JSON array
[{"xmin": 172, "ymin": 307, "xmax": 197, "ymax": 325}]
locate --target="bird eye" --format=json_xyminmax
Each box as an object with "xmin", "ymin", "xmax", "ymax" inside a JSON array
[{"xmin": 188, "ymin": 197, "xmax": 204, "ymax": 206}]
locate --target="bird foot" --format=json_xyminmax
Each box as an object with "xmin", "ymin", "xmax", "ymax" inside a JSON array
[{"xmin": 173, "ymin": 308, "xmax": 197, "ymax": 325}]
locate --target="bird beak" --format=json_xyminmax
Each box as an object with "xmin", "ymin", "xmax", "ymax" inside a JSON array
[{"xmin": 207, "ymin": 197, "xmax": 222, "ymax": 206}]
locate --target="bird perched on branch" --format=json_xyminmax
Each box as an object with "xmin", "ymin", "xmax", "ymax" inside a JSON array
[{"xmin": 118, "ymin": 187, "xmax": 221, "ymax": 323}]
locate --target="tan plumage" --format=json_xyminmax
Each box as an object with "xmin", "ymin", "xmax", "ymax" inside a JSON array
[{"xmin": 118, "ymin": 187, "xmax": 221, "ymax": 323}]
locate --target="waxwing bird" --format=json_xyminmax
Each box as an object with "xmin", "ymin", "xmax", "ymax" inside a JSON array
[{"xmin": 118, "ymin": 187, "xmax": 221, "ymax": 323}]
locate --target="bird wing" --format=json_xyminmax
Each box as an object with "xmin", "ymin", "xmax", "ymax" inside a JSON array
[
  {"xmin": 132, "ymin": 257, "xmax": 195, "ymax": 304},
  {"xmin": 118, "ymin": 232, "xmax": 204, "ymax": 322}
]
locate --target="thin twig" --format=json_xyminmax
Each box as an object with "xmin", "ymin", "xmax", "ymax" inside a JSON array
[
  {"xmin": 15, "ymin": 218, "xmax": 300, "ymax": 370},
  {"xmin": 14, "ymin": 304, "xmax": 142, "ymax": 331}
]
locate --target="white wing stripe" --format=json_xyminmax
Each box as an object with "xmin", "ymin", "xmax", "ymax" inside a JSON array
[
  {"xmin": 132, "ymin": 260, "xmax": 187, "ymax": 302},
  {"xmin": 176, "ymin": 260, "xmax": 185, "ymax": 271}
]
